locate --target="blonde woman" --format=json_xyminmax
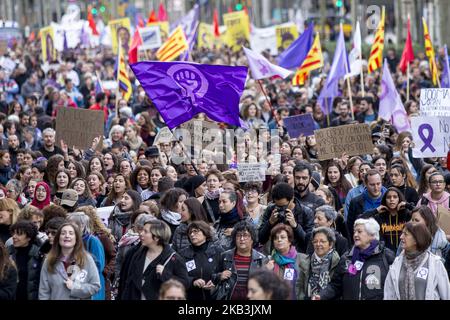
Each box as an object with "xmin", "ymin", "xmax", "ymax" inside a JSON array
[{"xmin": 0, "ymin": 198, "xmax": 20, "ymax": 243}]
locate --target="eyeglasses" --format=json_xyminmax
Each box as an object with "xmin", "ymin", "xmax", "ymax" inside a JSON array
[
  {"xmin": 189, "ymin": 229, "xmax": 201, "ymax": 235},
  {"xmin": 312, "ymin": 240, "xmax": 329, "ymax": 245},
  {"xmin": 430, "ymin": 180, "xmax": 445, "ymax": 185},
  {"xmin": 236, "ymin": 233, "xmax": 251, "ymax": 240}
]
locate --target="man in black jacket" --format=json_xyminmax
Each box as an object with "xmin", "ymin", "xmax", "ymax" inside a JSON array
[
  {"xmin": 293, "ymin": 162, "xmax": 325, "ymax": 211},
  {"xmin": 258, "ymin": 182, "xmax": 314, "ymax": 253}
]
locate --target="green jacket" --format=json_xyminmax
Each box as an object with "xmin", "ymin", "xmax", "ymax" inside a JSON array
[{"xmin": 296, "ymin": 250, "xmax": 340, "ymax": 300}]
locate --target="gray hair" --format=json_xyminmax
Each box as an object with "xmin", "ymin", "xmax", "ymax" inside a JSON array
[
  {"xmin": 6, "ymin": 179, "xmax": 22, "ymax": 193},
  {"xmin": 134, "ymin": 213, "xmax": 155, "ymax": 229},
  {"xmin": 312, "ymin": 227, "xmax": 336, "ymax": 245},
  {"xmin": 108, "ymin": 125, "xmax": 125, "ymax": 140},
  {"xmin": 315, "ymin": 205, "xmax": 337, "ymax": 222},
  {"xmin": 354, "ymin": 218, "xmax": 380, "ymax": 240},
  {"xmin": 67, "ymin": 212, "xmax": 91, "ymax": 235},
  {"xmin": 42, "ymin": 128, "xmax": 55, "ymax": 136}
]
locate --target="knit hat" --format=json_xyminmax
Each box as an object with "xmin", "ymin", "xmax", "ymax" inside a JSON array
[
  {"xmin": 183, "ymin": 175, "xmax": 206, "ymax": 197},
  {"xmin": 311, "ymin": 171, "xmax": 321, "ymax": 190}
]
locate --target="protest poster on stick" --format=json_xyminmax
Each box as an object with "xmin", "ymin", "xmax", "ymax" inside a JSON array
[
  {"xmin": 284, "ymin": 114, "xmax": 315, "ymax": 138},
  {"xmin": 153, "ymin": 126, "xmax": 176, "ymax": 145},
  {"xmin": 55, "ymin": 108, "xmax": 104, "ymax": 151},
  {"xmin": 315, "ymin": 123, "xmax": 374, "ymax": 160},
  {"xmin": 419, "ymin": 88, "xmax": 450, "ymax": 116},
  {"xmin": 275, "ymin": 24, "xmax": 299, "ymax": 52},
  {"xmin": 238, "ymin": 163, "xmax": 267, "ymax": 182},
  {"xmin": 139, "ymin": 26, "xmax": 162, "ymax": 50},
  {"xmin": 411, "ymin": 116, "xmax": 450, "ymax": 158}
]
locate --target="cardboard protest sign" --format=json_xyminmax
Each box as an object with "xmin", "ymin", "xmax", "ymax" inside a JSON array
[
  {"xmin": 55, "ymin": 108, "xmax": 104, "ymax": 151},
  {"xmin": 238, "ymin": 163, "xmax": 267, "ymax": 182},
  {"xmin": 108, "ymin": 18, "xmax": 131, "ymax": 54},
  {"xmin": 420, "ymin": 88, "xmax": 450, "ymax": 116},
  {"xmin": 139, "ymin": 26, "xmax": 162, "ymax": 50},
  {"xmin": 411, "ymin": 116, "xmax": 449, "ymax": 158},
  {"xmin": 40, "ymin": 26, "xmax": 57, "ymax": 62},
  {"xmin": 153, "ymin": 126, "xmax": 176, "ymax": 145},
  {"xmin": 223, "ymin": 11, "xmax": 250, "ymax": 52},
  {"xmin": 284, "ymin": 114, "xmax": 315, "ymax": 138},
  {"xmin": 315, "ymin": 123, "xmax": 374, "ymax": 160},
  {"xmin": 276, "ymin": 24, "xmax": 299, "ymax": 52}
]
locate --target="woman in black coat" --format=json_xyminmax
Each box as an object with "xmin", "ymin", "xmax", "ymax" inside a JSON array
[
  {"xmin": 0, "ymin": 240, "xmax": 17, "ymax": 300},
  {"xmin": 121, "ymin": 219, "xmax": 189, "ymax": 300},
  {"xmin": 179, "ymin": 221, "xmax": 224, "ymax": 300}
]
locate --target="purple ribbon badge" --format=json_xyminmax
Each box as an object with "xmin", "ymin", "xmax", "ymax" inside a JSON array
[
  {"xmin": 348, "ymin": 263, "xmax": 357, "ymax": 275},
  {"xmin": 418, "ymin": 124, "xmax": 436, "ymax": 152}
]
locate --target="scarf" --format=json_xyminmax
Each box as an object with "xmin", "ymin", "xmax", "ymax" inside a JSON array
[
  {"xmin": 205, "ymin": 188, "xmax": 222, "ymax": 200},
  {"xmin": 30, "ymin": 181, "xmax": 51, "ymax": 209},
  {"xmin": 111, "ymin": 206, "xmax": 132, "ymax": 226},
  {"xmin": 422, "ymin": 192, "xmax": 450, "ymax": 215},
  {"xmin": 219, "ymin": 207, "xmax": 240, "ymax": 227},
  {"xmin": 348, "ymin": 240, "xmax": 379, "ymax": 276},
  {"xmin": 401, "ymin": 250, "xmax": 428, "ymax": 300},
  {"xmin": 118, "ymin": 229, "xmax": 140, "ymax": 248},
  {"xmin": 308, "ymin": 250, "xmax": 334, "ymax": 296},
  {"xmin": 161, "ymin": 210, "xmax": 181, "ymax": 226},
  {"xmin": 272, "ymin": 246, "xmax": 298, "ymax": 298}
]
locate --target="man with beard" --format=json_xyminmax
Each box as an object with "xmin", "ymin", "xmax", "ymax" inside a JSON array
[{"xmin": 293, "ymin": 162, "xmax": 325, "ymax": 211}]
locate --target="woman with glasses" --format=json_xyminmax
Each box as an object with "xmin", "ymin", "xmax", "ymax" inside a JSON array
[
  {"xmin": 30, "ymin": 181, "xmax": 52, "ymax": 210},
  {"xmin": 178, "ymin": 221, "xmax": 224, "ymax": 300},
  {"xmin": 266, "ymin": 223, "xmax": 300, "ymax": 299},
  {"xmin": 297, "ymin": 227, "xmax": 340, "ymax": 300},
  {"xmin": 243, "ymin": 182, "xmax": 266, "ymax": 228},
  {"xmin": 121, "ymin": 219, "xmax": 189, "ymax": 300},
  {"xmin": 39, "ymin": 223, "xmax": 101, "ymax": 300},
  {"xmin": 417, "ymin": 172, "xmax": 450, "ymax": 219},
  {"xmin": 417, "ymin": 164, "xmax": 438, "ymax": 198}
]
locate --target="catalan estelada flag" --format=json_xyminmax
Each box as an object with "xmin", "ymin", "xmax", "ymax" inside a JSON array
[
  {"xmin": 117, "ymin": 45, "xmax": 132, "ymax": 101},
  {"xmin": 292, "ymin": 32, "xmax": 323, "ymax": 86},
  {"xmin": 368, "ymin": 6, "xmax": 385, "ymax": 73},
  {"xmin": 423, "ymin": 17, "xmax": 439, "ymax": 86},
  {"xmin": 156, "ymin": 26, "xmax": 189, "ymax": 62}
]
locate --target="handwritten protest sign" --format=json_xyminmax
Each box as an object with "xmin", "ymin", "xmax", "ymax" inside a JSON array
[
  {"xmin": 238, "ymin": 163, "xmax": 267, "ymax": 182},
  {"xmin": 96, "ymin": 206, "xmax": 114, "ymax": 227},
  {"xmin": 411, "ymin": 116, "xmax": 449, "ymax": 158},
  {"xmin": 284, "ymin": 114, "xmax": 315, "ymax": 138},
  {"xmin": 139, "ymin": 26, "xmax": 162, "ymax": 50},
  {"xmin": 315, "ymin": 124, "xmax": 374, "ymax": 160},
  {"xmin": 153, "ymin": 126, "xmax": 175, "ymax": 145},
  {"xmin": 420, "ymin": 89, "xmax": 450, "ymax": 116},
  {"xmin": 55, "ymin": 108, "xmax": 104, "ymax": 151}
]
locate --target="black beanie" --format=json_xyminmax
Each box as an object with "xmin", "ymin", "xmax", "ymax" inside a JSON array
[{"xmin": 184, "ymin": 175, "xmax": 206, "ymax": 196}]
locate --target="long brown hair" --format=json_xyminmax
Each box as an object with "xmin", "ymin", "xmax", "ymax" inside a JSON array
[
  {"xmin": 46, "ymin": 223, "xmax": 87, "ymax": 273},
  {"xmin": 0, "ymin": 241, "xmax": 16, "ymax": 281}
]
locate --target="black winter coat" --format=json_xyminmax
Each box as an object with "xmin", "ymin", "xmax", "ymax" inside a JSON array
[
  {"xmin": 319, "ymin": 243, "xmax": 395, "ymax": 300},
  {"xmin": 178, "ymin": 241, "xmax": 224, "ymax": 300},
  {"xmin": 258, "ymin": 199, "xmax": 314, "ymax": 253},
  {"xmin": 0, "ymin": 265, "xmax": 17, "ymax": 300},
  {"xmin": 121, "ymin": 244, "xmax": 189, "ymax": 300}
]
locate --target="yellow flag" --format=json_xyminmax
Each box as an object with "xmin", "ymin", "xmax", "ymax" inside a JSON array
[
  {"xmin": 108, "ymin": 18, "xmax": 131, "ymax": 55},
  {"xmin": 368, "ymin": 6, "xmax": 385, "ymax": 73},
  {"xmin": 423, "ymin": 17, "xmax": 439, "ymax": 86},
  {"xmin": 293, "ymin": 33, "xmax": 323, "ymax": 86},
  {"xmin": 156, "ymin": 26, "xmax": 189, "ymax": 62}
]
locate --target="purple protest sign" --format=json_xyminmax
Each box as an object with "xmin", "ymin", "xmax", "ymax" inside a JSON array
[{"xmin": 283, "ymin": 114, "xmax": 315, "ymax": 138}]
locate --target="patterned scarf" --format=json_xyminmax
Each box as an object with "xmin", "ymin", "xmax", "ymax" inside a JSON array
[
  {"xmin": 272, "ymin": 246, "xmax": 298, "ymax": 298},
  {"xmin": 205, "ymin": 188, "xmax": 223, "ymax": 200},
  {"xmin": 401, "ymin": 250, "xmax": 428, "ymax": 300},
  {"xmin": 308, "ymin": 250, "xmax": 334, "ymax": 297}
]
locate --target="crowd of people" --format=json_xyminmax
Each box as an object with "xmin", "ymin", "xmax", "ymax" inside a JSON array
[{"xmin": 1, "ymin": 20, "xmax": 450, "ymax": 301}]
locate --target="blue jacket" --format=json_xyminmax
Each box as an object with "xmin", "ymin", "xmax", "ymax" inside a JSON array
[{"xmin": 83, "ymin": 234, "xmax": 105, "ymax": 300}]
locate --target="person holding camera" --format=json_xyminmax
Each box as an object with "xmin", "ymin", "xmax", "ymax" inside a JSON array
[{"xmin": 258, "ymin": 182, "xmax": 314, "ymax": 253}]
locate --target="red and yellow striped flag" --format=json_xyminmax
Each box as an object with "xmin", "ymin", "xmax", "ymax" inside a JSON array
[
  {"xmin": 423, "ymin": 17, "xmax": 439, "ymax": 86},
  {"xmin": 368, "ymin": 6, "xmax": 385, "ymax": 73},
  {"xmin": 292, "ymin": 32, "xmax": 323, "ymax": 86},
  {"xmin": 156, "ymin": 26, "xmax": 189, "ymax": 62},
  {"xmin": 117, "ymin": 45, "xmax": 132, "ymax": 101}
]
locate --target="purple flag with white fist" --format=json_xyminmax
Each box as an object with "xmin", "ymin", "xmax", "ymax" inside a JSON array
[{"xmin": 130, "ymin": 61, "xmax": 248, "ymax": 129}]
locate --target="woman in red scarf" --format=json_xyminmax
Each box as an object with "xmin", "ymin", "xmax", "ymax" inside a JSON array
[{"xmin": 31, "ymin": 181, "xmax": 51, "ymax": 209}]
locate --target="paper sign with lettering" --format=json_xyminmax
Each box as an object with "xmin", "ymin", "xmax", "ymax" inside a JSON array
[
  {"xmin": 177, "ymin": 120, "xmax": 221, "ymax": 149},
  {"xmin": 238, "ymin": 163, "xmax": 267, "ymax": 182},
  {"xmin": 55, "ymin": 108, "xmax": 104, "ymax": 151},
  {"xmin": 411, "ymin": 116, "xmax": 449, "ymax": 158},
  {"xmin": 284, "ymin": 114, "xmax": 315, "ymax": 138},
  {"xmin": 96, "ymin": 206, "xmax": 114, "ymax": 227},
  {"xmin": 420, "ymin": 89, "xmax": 450, "ymax": 116},
  {"xmin": 153, "ymin": 126, "xmax": 175, "ymax": 145},
  {"xmin": 315, "ymin": 124, "xmax": 374, "ymax": 160},
  {"xmin": 139, "ymin": 26, "xmax": 162, "ymax": 50}
]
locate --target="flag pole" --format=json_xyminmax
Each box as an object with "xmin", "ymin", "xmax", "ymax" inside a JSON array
[
  {"xmin": 342, "ymin": 23, "xmax": 355, "ymax": 120},
  {"xmin": 115, "ymin": 39, "xmax": 121, "ymax": 120},
  {"xmin": 406, "ymin": 62, "xmax": 410, "ymax": 102},
  {"xmin": 258, "ymin": 80, "xmax": 282, "ymax": 129},
  {"xmin": 325, "ymin": 98, "xmax": 330, "ymax": 127},
  {"xmin": 360, "ymin": 52, "xmax": 365, "ymax": 97}
]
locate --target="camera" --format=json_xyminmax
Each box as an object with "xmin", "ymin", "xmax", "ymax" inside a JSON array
[{"xmin": 275, "ymin": 205, "xmax": 288, "ymax": 223}]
